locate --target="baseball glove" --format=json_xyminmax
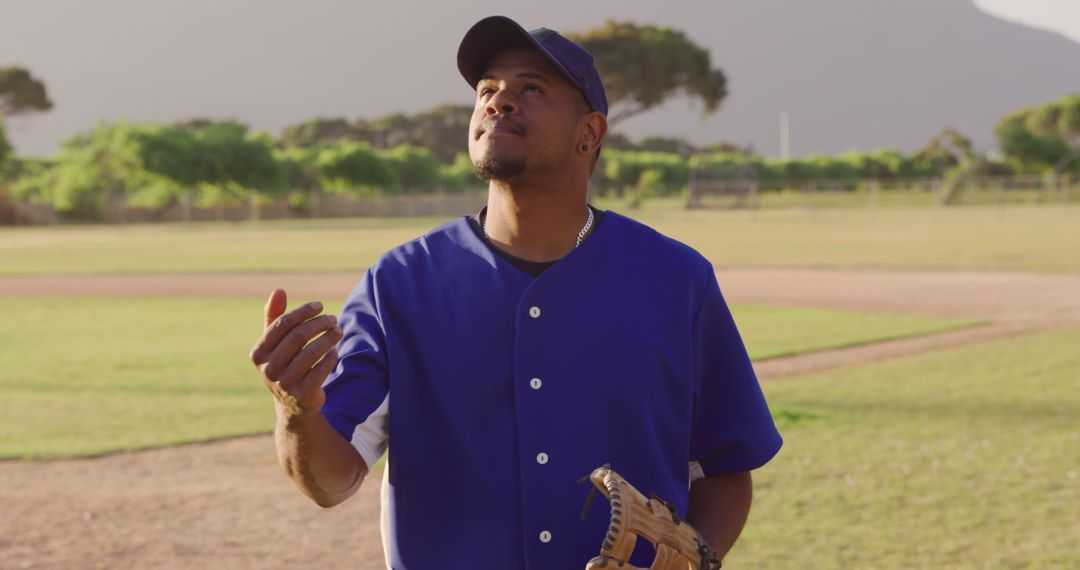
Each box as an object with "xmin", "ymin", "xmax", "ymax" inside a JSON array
[{"xmin": 581, "ymin": 466, "xmax": 722, "ymax": 570}]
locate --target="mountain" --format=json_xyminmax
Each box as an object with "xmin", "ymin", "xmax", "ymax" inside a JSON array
[{"xmin": 2, "ymin": 0, "xmax": 1078, "ymax": 157}]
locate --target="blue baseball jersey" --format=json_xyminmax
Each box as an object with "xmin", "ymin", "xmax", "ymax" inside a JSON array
[{"xmin": 321, "ymin": 209, "xmax": 782, "ymax": 569}]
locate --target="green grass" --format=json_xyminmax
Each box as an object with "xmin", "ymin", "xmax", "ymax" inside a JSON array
[
  {"xmin": 726, "ymin": 326, "xmax": 1080, "ymax": 568},
  {"xmin": 0, "ymin": 297, "xmax": 971, "ymax": 459},
  {"xmin": 2, "ymin": 202, "xmax": 1078, "ymax": 275},
  {"xmin": 632, "ymin": 202, "xmax": 1080, "ymax": 274},
  {"xmin": 0, "ymin": 216, "xmax": 437, "ymax": 276},
  {"xmin": 694, "ymin": 186, "xmax": 1080, "ymax": 210},
  {"xmin": 0, "ymin": 297, "xmax": 279, "ymax": 458},
  {"xmin": 732, "ymin": 304, "xmax": 977, "ymax": 360}
]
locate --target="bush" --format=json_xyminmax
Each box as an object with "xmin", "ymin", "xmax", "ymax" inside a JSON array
[
  {"xmin": 315, "ymin": 141, "xmax": 398, "ymax": 194},
  {"xmin": 380, "ymin": 145, "xmax": 443, "ymax": 191},
  {"xmin": 602, "ymin": 150, "xmax": 688, "ymax": 196},
  {"xmin": 10, "ymin": 122, "xmax": 180, "ymax": 219},
  {"xmin": 439, "ymin": 153, "xmax": 480, "ymax": 191}
]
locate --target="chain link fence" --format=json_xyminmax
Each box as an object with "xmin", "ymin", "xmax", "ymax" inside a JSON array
[{"xmin": 684, "ymin": 174, "xmax": 1080, "ymax": 210}]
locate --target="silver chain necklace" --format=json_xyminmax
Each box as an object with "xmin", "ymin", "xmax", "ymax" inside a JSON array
[{"xmin": 482, "ymin": 206, "xmax": 595, "ymax": 248}]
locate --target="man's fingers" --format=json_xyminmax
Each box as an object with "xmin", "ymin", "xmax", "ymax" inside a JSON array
[
  {"xmin": 264, "ymin": 289, "xmax": 288, "ymax": 328},
  {"xmin": 280, "ymin": 326, "xmax": 344, "ymax": 387},
  {"xmin": 296, "ymin": 348, "xmax": 339, "ymax": 398},
  {"xmin": 251, "ymin": 300, "xmax": 327, "ymax": 364},
  {"xmin": 260, "ymin": 313, "xmax": 338, "ymax": 379}
]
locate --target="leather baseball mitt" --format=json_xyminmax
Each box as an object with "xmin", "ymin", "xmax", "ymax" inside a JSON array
[{"xmin": 581, "ymin": 466, "xmax": 722, "ymax": 570}]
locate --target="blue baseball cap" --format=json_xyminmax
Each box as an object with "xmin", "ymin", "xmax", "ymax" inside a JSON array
[{"xmin": 457, "ymin": 16, "xmax": 608, "ymax": 117}]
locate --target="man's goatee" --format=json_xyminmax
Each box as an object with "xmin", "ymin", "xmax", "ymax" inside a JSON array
[{"xmin": 473, "ymin": 157, "xmax": 526, "ymax": 181}]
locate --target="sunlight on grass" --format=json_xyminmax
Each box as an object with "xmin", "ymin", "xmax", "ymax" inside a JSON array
[
  {"xmin": 0, "ymin": 297, "xmax": 969, "ymax": 458},
  {"xmin": 727, "ymin": 327, "xmax": 1080, "ymax": 568},
  {"xmin": 1, "ymin": 203, "xmax": 1078, "ymax": 275}
]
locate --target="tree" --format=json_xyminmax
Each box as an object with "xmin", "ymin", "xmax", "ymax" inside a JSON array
[
  {"xmin": 912, "ymin": 128, "xmax": 974, "ymax": 174},
  {"xmin": 602, "ymin": 149, "xmax": 688, "ymax": 197},
  {"xmin": 137, "ymin": 120, "xmax": 284, "ymax": 191},
  {"xmin": 601, "ymin": 132, "xmax": 634, "ymax": 151},
  {"xmin": 439, "ymin": 153, "xmax": 481, "ymax": 190},
  {"xmin": 994, "ymin": 94, "xmax": 1080, "ymax": 174},
  {"xmin": 314, "ymin": 142, "xmax": 398, "ymax": 193},
  {"xmin": 135, "ymin": 125, "xmax": 202, "ymax": 187},
  {"xmin": 0, "ymin": 119, "xmax": 12, "ymax": 169},
  {"xmin": 634, "ymin": 136, "xmax": 697, "ymax": 157},
  {"xmin": 697, "ymin": 141, "xmax": 751, "ymax": 156},
  {"xmin": 10, "ymin": 122, "xmax": 175, "ymax": 219},
  {"xmin": 172, "ymin": 118, "xmax": 219, "ymax": 132},
  {"xmin": 996, "ymin": 109, "xmax": 1071, "ymax": 172},
  {"xmin": 279, "ymin": 105, "xmax": 472, "ymax": 164},
  {"xmin": 381, "ymin": 145, "xmax": 443, "ymax": 190},
  {"xmin": 279, "ymin": 118, "xmax": 359, "ymax": 148},
  {"xmin": 0, "ymin": 67, "xmax": 53, "ymax": 116},
  {"xmin": 404, "ymin": 104, "xmax": 472, "ymax": 163},
  {"xmin": 567, "ymin": 21, "xmax": 727, "ymax": 126},
  {"xmin": 277, "ymin": 146, "xmax": 321, "ymax": 194},
  {"xmin": 196, "ymin": 121, "xmax": 284, "ymax": 192},
  {"xmin": 1057, "ymin": 95, "xmax": 1080, "ymax": 141}
]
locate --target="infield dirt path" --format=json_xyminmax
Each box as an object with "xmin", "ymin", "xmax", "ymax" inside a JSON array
[{"xmin": 3, "ymin": 268, "xmax": 1079, "ymax": 569}]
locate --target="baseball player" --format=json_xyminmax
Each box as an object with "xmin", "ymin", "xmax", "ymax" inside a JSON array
[{"xmin": 250, "ymin": 15, "xmax": 782, "ymax": 569}]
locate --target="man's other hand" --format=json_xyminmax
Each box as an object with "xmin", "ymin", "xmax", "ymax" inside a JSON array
[{"xmin": 250, "ymin": 289, "xmax": 343, "ymax": 418}]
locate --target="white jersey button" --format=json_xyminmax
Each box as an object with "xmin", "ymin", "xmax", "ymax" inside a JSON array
[
  {"xmin": 530, "ymin": 377, "xmax": 542, "ymax": 390},
  {"xmin": 529, "ymin": 306, "xmax": 541, "ymax": 318},
  {"xmin": 539, "ymin": 530, "xmax": 552, "ymax": 543},
  {"xmin": 536, "ymin": 452, "xmax": 549, "ymax": 464}
]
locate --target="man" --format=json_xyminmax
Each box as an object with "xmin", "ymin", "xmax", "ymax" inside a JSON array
[{"xmin": 250, "ymin": 15, "xmax": 782, "ymax": 569}]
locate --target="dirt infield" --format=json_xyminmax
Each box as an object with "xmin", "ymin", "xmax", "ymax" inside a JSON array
[{"xmin": 3, "ymin": 268, "xmax": 1079, "ymax": 569}]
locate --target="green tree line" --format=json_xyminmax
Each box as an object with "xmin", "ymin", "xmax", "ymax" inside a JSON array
[
  {"xmin": 2, "ymin": 50, "xmax": 1077, "ymax": 221},
  {"xmin": 2, "ymin": 17, "xmax": 738, "ymax": 221},
  {"xmin": 994, "ymin": 93, "xmax": 1080, "ymax": 173},
  {"xmin": 3, "ymin": 103, "xmax": 1078, "ymax": 220},
  {"xmin": 5, "ymin": 120, "xmax": 480, "ymax": 219}
]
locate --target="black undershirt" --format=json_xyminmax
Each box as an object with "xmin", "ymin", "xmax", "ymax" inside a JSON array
[{"xmin": 466, "ymin": 205, "xmax": 605, "ymax": 277}]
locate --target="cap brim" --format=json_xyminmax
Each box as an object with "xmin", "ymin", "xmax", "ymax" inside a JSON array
[{"xmin": 456, "ymin": 16, "xmax": 575, "ymax": 90}]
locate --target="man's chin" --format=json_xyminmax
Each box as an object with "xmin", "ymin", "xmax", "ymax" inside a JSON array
[{"xmin": 472, "ymin": 155, "xmax": 526, "ymax": 181}]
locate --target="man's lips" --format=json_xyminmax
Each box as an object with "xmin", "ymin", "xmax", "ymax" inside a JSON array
[{"xmin": 477, "ymin": 119, "xmax": 526, "ymax": 139}]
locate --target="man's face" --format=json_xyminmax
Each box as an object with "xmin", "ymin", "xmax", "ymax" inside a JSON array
[{"xmin": 468, "ymin": 47, "xmax": 587, "ymax": 181}]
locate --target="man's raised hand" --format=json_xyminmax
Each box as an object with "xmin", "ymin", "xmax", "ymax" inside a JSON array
[{"xmin": 250, "ymin": 289, "xmax": 343, "ymax": 418}]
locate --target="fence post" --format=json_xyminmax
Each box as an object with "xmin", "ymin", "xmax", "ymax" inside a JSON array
[{"xmin": 181, "ymin": 190, "xmax": 193, "ymax": 224}]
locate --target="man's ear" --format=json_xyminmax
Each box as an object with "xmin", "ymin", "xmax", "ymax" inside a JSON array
[{"xmin": 579, "ymin": 112, "xmax": 608, "ymax": 154}]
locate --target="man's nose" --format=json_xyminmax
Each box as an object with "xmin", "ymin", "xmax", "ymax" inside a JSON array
[{"xmin": 485, "ymin": 89, "xmax": 518, "ymax": 116}]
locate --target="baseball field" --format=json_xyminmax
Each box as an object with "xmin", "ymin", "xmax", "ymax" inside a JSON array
[{"xmin": 1, "ymin": 200, "xmax": 1077, "ymax": 568}]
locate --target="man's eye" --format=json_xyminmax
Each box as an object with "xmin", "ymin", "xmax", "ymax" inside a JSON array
[
  {"xmin": 523, "ymin": 84, "xmax": 542, "ymax": 93},
  {"xmin": 478, "ymin": 87, "xmax": 494, "ymax": 97}
]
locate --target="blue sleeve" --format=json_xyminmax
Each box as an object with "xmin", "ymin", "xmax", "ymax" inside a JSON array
[
  {"xmin": 320, "ymin": 268, "xmax": 391, "ymax": 456},
  {"xmin": 689, "ymin": 267, "xmax": 782, "ymax": 475}
]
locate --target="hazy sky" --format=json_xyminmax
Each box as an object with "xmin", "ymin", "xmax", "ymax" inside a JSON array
[
  {"xmin": 973, "ymin": 0, "xmax": 1080, "ymax": 43},
  {"xmin": 3, "ymin": 0, "xmax": 1078, "ymax": 157}
]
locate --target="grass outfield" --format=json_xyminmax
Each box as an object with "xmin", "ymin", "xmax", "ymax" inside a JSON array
[
  {"xmin": 727, "ymin": 326, "xmax": 1080, "ymax": 568},
  {"xmin": 0, "ymin": 297, "xmax": 973, "ymax": 458},
  {"xmin": 1, "ymin": 203, "xmax": 1078, "ymax": 275},
  {"xmin": 732, "ymin": 304, "xmax": 977, "ymax": 360}
]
